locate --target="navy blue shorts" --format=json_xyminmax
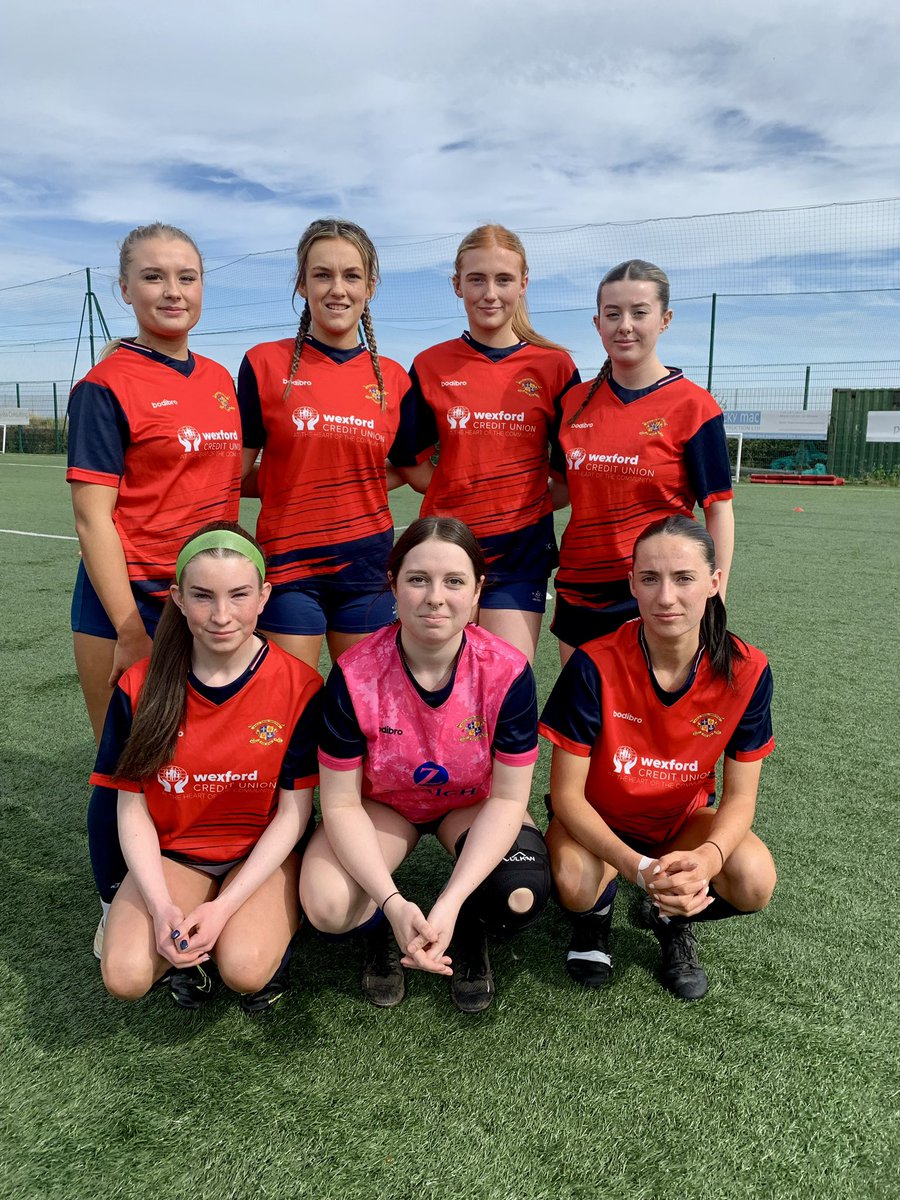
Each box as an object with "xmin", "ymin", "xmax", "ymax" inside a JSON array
[
  {"xmin": 479, "ymin": 578, "xmax": 548, "ymax": 614},
  {"xmin": 71, "ymin": 560, "xmax": 163, "ymax": 639},
  {"xmin": 260, "ymin": 579, "xmax": 396, "ymax": 637},
  {"xmin": 549, "ymin": 589, "xmax": 638, "ymax": 648}
]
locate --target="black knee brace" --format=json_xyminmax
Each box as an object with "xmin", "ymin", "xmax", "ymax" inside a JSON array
[{"xmin": 455, "ymin": 824, "xmax": 551, "ymax": 937}]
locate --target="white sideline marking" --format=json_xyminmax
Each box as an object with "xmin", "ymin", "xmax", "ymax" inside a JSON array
[
  {"xmin": 0, "ymin": 462, "xmax": 66, "ymax": 469},
  {"xmin": 0, "ymin": 528, "xmax": 77, "ymax": 541}
]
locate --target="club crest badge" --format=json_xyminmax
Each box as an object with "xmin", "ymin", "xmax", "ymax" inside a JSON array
[
  {"xmin": 214, "ymin": 391, "xmax": 236, "ymax": 412},
  {"xmin": 639, "ymin": 417, "xmax": 668, "ymax": 436},
  {"xmin": 458, "ymin": 715, "xmax": 486, "ymax": 741},
  {"xmin": 691, "ymin": 713, "xmax": 724, "ymax": 737},
  {"xmin": 249, "ymin": 720, "xmax": 285, "ymax": 746},
  {"xmin": 517, "ymin": 377, "xmax": 541, "ymax": 397}
]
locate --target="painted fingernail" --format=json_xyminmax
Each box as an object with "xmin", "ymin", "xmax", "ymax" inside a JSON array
[
  {"xmin": 171, "ymin": 930, "xmax": 181, "ymax": 939},
  {"xmin": 179, "ymin": 939, "xmax": 189, "ymax": 951}
]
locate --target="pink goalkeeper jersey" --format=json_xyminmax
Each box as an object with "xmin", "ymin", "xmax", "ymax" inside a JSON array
[{"xmin": 320, "ymin": 623, "xmax": 537, "ymax": 822}]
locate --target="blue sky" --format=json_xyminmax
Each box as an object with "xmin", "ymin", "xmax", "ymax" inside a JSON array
[{"xmin": 1, "ymin": 0, "xmax": 899, "ymax": 389}]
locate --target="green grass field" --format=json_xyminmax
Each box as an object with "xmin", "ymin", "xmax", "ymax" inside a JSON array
[{"xmin": 1, "ymin": 455, "xmax": 898, "ymax": 1200}]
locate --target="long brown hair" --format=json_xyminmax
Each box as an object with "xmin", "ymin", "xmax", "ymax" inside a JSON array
[
  {"xmin": 632, "ymin": 514, "xmax": 745, "ymax": 684},
  {"xmin": 280, "ymin": 218, "xmax": 386, "ymax": 409},
  {"xmin": 453, "ymin": 224, "xmax": 570, "ymax": 353},
  {"xmin": 567, "ymin": 259, "xmax": 670, "ymax": 425},
  {"xmin": 114, "ymin": 522, "xmax": 266, "ymax": 781}
]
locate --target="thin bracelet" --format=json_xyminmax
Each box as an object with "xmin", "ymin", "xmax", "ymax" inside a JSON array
[
  {"xmin": 380, "ymin": 890, "xmax": 401, "ymax": 910},
  {"xmin": 702, "ymin": 840, "xmax": 726, "ymax": 870}
]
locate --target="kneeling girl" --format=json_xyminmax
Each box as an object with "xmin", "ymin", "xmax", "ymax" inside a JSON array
[
  {"xmin": 540, "ymin": 514, "xmax": 776, "ymax": 1001},
  {"xmin": 92, "ymin": 523, "xmax": 322, "ymax": 1013},
  {"xmin": 300, "ymin": 517, "xmax": 550, "ymax": 1013}
]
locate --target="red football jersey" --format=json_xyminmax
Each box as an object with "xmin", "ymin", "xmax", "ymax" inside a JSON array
[
  {"xmin": 241, "ymin": 339, "xmax": 411, "ymax": 586},
  {"xmin": 67, "ymin": 343, "xmax": 241, "ymax": 597},
  {"xmin": 413, "ymin": 335, "xmax": 578, "ymax": 541},
  {"xmin": 539, "ymin": 622, "xmax": 773, "ymax": 843},
  {"xmin": 92, "ymin": 644, "xmax": 322, "ymax": 863},
  {"xmin": 555, "ymin": 372, "xmax": 732, "ymax": 602}
]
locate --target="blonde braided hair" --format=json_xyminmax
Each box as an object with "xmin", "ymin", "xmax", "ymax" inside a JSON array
[
  {"xmin": 358, "ymin": 301, "xmax": 386, "ymax": 410},
  {"xmin": 281, "ymin": 303, "xmax": 312, "ymax": 402}
]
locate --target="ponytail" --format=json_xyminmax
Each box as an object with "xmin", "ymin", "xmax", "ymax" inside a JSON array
[
  {"xmin": 510, "ymin": 295, "xmax": 571, "ymax": 354},
  {"xmin": 114, "ymin": 599, "xmax": 192, "ymax": 781},
  {"xmin": 699, "ymin": 591, "xmax": 745, "ymax": 685}
]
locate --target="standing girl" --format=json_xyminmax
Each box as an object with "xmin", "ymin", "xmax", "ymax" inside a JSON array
[
  {"xmin": 237, "ymin": 218, "xmax": 424, "ymax": 670},
  {"xmin": 540, "ymin": 515, "xmax": 776, "ymax": 1001},
  {"xmin": 92, "ymin": 523, "xmax": 322, "ymax": 1013},
  {"xmin": 552, "ymin": 260, "xmax": 734, "ymax": 664},
  {"xmin": 67, "ymin": 223, "xmax": 241, "ymax": 743},
  {"xmin": 299, "ymin": 517, "xmax": 549, "ymax": 1014},
  {"xmin": 397, "ymin": 224, "xmax": 580, "ymax": 662}
]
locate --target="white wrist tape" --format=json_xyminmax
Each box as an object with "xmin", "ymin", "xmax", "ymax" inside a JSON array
[{"xmin": 636, "ymin": 855, "xmax": 654, "ymax": 892}]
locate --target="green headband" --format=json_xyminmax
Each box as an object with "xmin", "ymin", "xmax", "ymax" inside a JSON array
[{"xmin": 175, "ymin": 531, "xmax": 266, "ymax": 584}]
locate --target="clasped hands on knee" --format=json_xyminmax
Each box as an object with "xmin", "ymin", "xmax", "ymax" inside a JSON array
[
  {"xmin": 384, "ymin": 892, "xmax": 455, "ymax": 976},
  {"xmin": 638, "ymin": 848, "xmax": 719, "ymax": 918}
]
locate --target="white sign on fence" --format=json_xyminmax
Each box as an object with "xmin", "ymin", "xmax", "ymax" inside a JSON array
[
  {"xmin": 865, "ymin": 410, "xmax": 900, "ymax": 443},
  {"xmin": 0, "ymin": 407, "xmax": 31, "ymax": 453},
  {"xmin": 721, "ymin": 410, "xmax": 829, "ymax": 440}
]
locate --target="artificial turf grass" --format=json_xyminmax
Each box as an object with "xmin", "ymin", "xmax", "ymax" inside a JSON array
[{"xmin": 1, "ymin": 460, "xmax": 899, "ymax": 1199}]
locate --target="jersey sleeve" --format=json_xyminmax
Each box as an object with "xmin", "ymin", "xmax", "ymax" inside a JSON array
[
  {"xmin": 237, "ymin": 355, "xmax": 266, "ymax": 449},
  {"xmin": 66, "ymin": 380, "xmax": 130, "ymax": 486},
  {"xmin": 685, "ymin": 412, "xmax": 733, "ymax": 506},
  {"xmin": 538, "ymin": 650, "xmax": 603, "ymax": 756},
  {"xmin": 89, "ymin": 685, "xmax": 142, "ymax": 792},
  {"xmin": 548, "ymin": 367, "xmax": 581, "ymax": 476},
  {"xmin": 402, "ymin": 365, "xmax": 440, "ymax": 463},
  {"xmin": 318, "ymin": 664, "xmax": 367, "ymax": 769},
  {"xmin": 278, "ymin": 685, "xmax": 324, "ymax": 790},
  {"xmin": 491, "ymin": 665, "xmax": 539, "ymax": 766},
  {"xmin": 725, "ymin": 665, "xmax": 775, "ymax": 761},
  {"xmin": 386, "ymin": 380, "xmax": 420, "ymax": 468}
]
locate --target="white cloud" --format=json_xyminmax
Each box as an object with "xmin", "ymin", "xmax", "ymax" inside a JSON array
[{"xmin": 1, "ymin": 0, "xmax": 898, "ymax": 381}]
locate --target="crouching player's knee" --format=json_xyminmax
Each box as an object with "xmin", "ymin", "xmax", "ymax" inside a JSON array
[{"xmin": 455, "ymin": 825, "xmax": 551, "ymax": 936}]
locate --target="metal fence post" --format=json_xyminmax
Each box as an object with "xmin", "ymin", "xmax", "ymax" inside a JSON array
[
  {"xmin": 16, "ymin": 382, "xmax": 23, "ymax": 452},
  {"xmin": 706, "ymin": 293, "xmax": 717, "ymax": 394},
  {"xmin": 802, "ymin": 365, "xmax": 811, "ymax": 411},
  {"xmin": 53, "ymin": 382, "xmax": 60, "ymax": 453}
]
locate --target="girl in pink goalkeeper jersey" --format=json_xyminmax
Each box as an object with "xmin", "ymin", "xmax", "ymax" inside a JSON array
[{"xmin": 299, "ymin": 517, "xmax": 550, "ymax": 1014}]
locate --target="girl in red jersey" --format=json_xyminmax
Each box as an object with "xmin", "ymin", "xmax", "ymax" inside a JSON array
[
  {"xmin": 552, "ymin": 260, "xmax": 734, "ymax": 665},
  {"xmin": 67, "ymin": 224, "xmax": 241, "ymax": 743},
  {"xmin": 238, "ymin": 219, "xmax": 427, "ymax": 670},
  {"xmin": 396, "ymin": 224, "xmax": 580, "ymax": 663},
  {"xmin": 539, "ymin": 515, "xmax": 776, "ymax": 1001},
  {"xmin": 299, "ymin": 517, "xmax": 550, "ymax": 1014},
  {"xmin": 92, "ymin": 523, "xmax": 322, "ymax": 1014}
]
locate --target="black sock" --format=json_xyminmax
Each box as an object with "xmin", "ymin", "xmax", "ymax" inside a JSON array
[
  {"xmin": 573, "ymin": 880, "xmax": 618, "ymax": 919},
  {"xmin": 687, "ymin": 884, "xmax": 750, "ymax": 923}
]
